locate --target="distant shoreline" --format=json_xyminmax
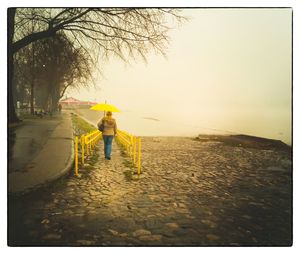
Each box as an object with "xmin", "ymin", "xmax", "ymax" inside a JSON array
[
  {"xmin": 195, "ymin": 134, "xmax": 290, "ymax": 151},
  {"xmin": 140, "ymin": 134, "xmax": 291, "ymax": 151},
  {"xmin": 141, "ymin": 134, "xmax": 291, "ymax": 147}
]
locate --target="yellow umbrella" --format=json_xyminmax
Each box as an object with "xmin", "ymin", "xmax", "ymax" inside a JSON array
[{"xmin": 89, "ymin": 103, "xmax": 120, "ymax": 112}]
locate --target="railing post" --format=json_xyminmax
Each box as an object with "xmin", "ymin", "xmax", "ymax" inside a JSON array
[
  {"xmin": 138, "ymin": 137, "xmax": 141, "ymax": 175},
  {"xmin": 85, "ymin": 136, "xmax": 89, "ymax": 157},
  {"xmin": 81, "ymin": 135, "xmax": 85, "ymax": 165},
  {"xmin": 133, "ymin": 136, "xmax": 137, "ymax": 166},
  {"xmin": 130, "ymin": 135, "xmax": 133, "ymax": 159},
  {"xmin": 75, "ymin": 136, "xmax": 79, "ymax": 176}
]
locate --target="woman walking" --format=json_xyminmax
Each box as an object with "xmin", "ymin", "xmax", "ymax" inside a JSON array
[{"xmin": 98, "ymin": 111, "xmax": 117, "ymax": 160}]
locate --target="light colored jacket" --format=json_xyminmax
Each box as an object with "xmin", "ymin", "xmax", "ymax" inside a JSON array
[{"xmin": 98, "ymin": 116, "xmax": 117, "ymax": 136}]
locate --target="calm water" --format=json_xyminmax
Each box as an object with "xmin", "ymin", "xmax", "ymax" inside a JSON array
[{"xmin": 71, "ymin": 107, "xmax": 291, "ymax": 145}]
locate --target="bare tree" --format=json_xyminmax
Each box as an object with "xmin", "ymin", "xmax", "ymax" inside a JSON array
[
  {"xmin": 8, "ymin": 8, "xmax": 18, "ymax": 123},
  {"xmin": 8, "ymin": 8, "xmax": 186, "ymax": 123},
  {"xmin": 34, "ymin": 34, "xmax": 93, "ymax": 111},
  {"xmin": 15, "ymin": 33, "xmax": 93, "ymax": 112}
]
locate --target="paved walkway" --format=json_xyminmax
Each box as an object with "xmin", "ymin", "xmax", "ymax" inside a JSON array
[
  {"xmin": 8, "ymin": 112, "xmax": 74, "ymax": 194},
  {"xmin": 8, "ymin": 136, "xmax": 292, "ymax": 246}
]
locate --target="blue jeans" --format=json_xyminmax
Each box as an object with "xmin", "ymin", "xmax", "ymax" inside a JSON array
[{"xmin": 103, "ymin": 135, "xmax": 114, "ymax": 158}]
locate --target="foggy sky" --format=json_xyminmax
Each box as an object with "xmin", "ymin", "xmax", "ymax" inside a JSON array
[{"xmin": 68, "ymin": 8, "xmax": 292, "ymax": 144}]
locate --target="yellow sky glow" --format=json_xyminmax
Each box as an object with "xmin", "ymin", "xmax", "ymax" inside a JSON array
[{"xmin": 68, "ymin": 9, "xmax": 292, "ymax": 144}]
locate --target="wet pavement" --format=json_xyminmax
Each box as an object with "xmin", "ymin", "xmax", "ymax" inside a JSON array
[
  {"xmin": 8, "ymin": 115, "xmax": 61, "ymax": 173},
  {"xmin": 8, "ymin": 112, "xmax": 74, "ymax": 194},
  {"xmin": 8, "ymin": 136, "xmax": 292, "ymax": 246}
]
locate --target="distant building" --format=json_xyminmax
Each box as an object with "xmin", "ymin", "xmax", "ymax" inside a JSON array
[{"xmin": 60, "ymin": 97, "xmax": 97, "ymax": 106}]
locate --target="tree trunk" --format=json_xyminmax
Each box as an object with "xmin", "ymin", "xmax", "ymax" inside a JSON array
[
  {"xmin": 30, "ymin": 44, "xmax": 35, "ymax": 115},
  {"xmin": 53, "ymin": 85, "xmax": 60, "ymax": 111},
  {"xmin": 8, "ymin": 8, "xmax": 19, "ymax": 123},
  {"xmin": 30, "ymin": 81, "xmax": 34, "ymax": 114}
]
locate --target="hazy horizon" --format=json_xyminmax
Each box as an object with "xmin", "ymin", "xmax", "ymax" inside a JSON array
[{"xmin": 67, "ymin": 8, "xmax": 292, "ymax": 145}]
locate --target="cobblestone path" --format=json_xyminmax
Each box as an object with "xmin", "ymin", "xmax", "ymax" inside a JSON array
[{"xmin": 9, "ymin": 137, "xmax": 292, "ymax": 246}]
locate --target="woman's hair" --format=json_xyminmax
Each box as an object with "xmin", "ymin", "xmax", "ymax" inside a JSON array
[{"xmin": 106, "ymin": 111, "xmax": 112, "ymax": 116}]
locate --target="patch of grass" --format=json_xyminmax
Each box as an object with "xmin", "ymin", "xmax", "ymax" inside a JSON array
[
  {"xmin": 82, "ymin": 165, "xmax": 95, "ymax": 170},
  {"xmin": 115, "ymin": 139, "xmax": 128, "ymax": 157},
  {"xmin": 122, "ymin": 159, "xmax": 141, "ymax": 181},
  {"xmin": 115, "ymin": 138, "xmax": 141, "ymax": 181},
  {"xmin": 123, "ymin": 159, "xmax": 134, "ymax": 168},
  {"xmin": 71, "ymin": 114, "xmax": 96, "ymax": 136},
  {"xmin": 71, "ymin": 114, "xmax": 102, "ymax": 178},
  {"xmin": 120, "ymin": 149, "xmax": 127, "ymax": 157},
  {"xmin": 123, "ymin": 169, "xmax": 133, "ymax": 181},
  {"xmin": 88, "ymin": 156, "xmax": 99, "ymax": 166}
]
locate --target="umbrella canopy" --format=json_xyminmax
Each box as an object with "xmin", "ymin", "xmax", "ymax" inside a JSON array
[{"xmin": 89, "ymin": 103, "xmax": 120, "ymax": 112}]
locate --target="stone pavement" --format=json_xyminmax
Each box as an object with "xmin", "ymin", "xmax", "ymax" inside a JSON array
[
  {"xmin": 8, "ymin": 112, "xmax": 74, "ymax": 194},
  {"xmin": 8, "ymin": 136, "xmax": 292, "ymax": 246}
]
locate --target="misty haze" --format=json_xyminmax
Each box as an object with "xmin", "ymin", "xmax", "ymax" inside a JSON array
[
  {"xmin": 68, "ymin": 8, "xmax": 291, "ymax": 145},
  {"xmin": 8, "ymin": 8, "xmax": 292, "ymax": 247}
]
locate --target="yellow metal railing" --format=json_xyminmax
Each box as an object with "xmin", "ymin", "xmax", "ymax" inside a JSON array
[
  {"xmin": 116, "ymin": 129, "xmax": 142, "ymax": 175},
  {"xmin": 74, "ymin": 130, "xmax": 102, "ymax": 176},
  {"xmin": 74, "ymin": 128, "xmax": 141, "ymax": 176}
]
